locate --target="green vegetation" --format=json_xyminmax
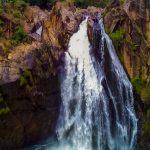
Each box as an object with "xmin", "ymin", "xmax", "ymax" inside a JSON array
[
  {"xmin": 0, "ymin": 0, "xmax": 28, "ymax": 12},
  {"xmin": 120, "ymin": 0, "xmax": 125, "ymax": 4},
  {"xmin": 12, "ymin": 26, "xmax": 27, "ymax": 44},
  {"xmin": 107, "ymin": 29, "xmax": 126, "ymax": 62},
  {"xmin": 132, "ymin": 77, "xmax": 150, "ymax": 100},
  {"xmin": 108, "ymin": 29, "xmax": 126, "ymax": 49},
  {"xmin": 20, "ymin": 69, "xmax": 33, "ymax": 91},
  {"xmin": 0, "ymin": 107, "xmax": 10, "ymax": 115},
  {"xmin": 0, "ymin": 93, "xmax": 10, "ymax": 115},
  {"xmin": 129, "ymin": 42, "xmax": 139, "ymax": 51},
  {"xmin": 0, "ymin": 0, "xmax": 28, "ymax": 53},
  {"xmin": 126, "ymin": 35, "xmax": 139, "ymax": 51},
  {"xmin": 98, "ymin": 0, "xmax": 111, "ymax": 8}
]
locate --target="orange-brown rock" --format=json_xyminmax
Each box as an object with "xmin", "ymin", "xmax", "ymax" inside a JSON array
[
  {"xmin": 104, "ymin": 0, "xmax": 150, "ymax": 84},
  {"xmin": 0, "ymin": 2, "xmax": 103, "ymax": 150},
  {"xmin": 104, "ymin": 1, "xmax": 150, "ymax": 149}
]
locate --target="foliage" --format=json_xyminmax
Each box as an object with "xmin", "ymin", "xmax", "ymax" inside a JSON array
[
  {"xmin": 132, "ymin": 77, "xmax": 145, "ymax": 92},
  {"xmin": 0, "ymin": 0, "xmax": 28, "ymax": 11},
  {"xmin": 0, "ymin": 93, "xmax": 10, "ymax": 115},
  {"xmin": 97, "ymin": 0, "xmax": 111, "ymax": 8},
  {"xmin": 119, "ymin": 0, "xmax": 125, "ymax": 4},
  {"xmin": 20, "ymin": 69, "xmax": 33, "ymax": 91},
  {"xmin": 129, "ymin": 42, "xmax": 139, "ymax": 51},
  {"xmin": 126, "ymin": 35, "xmax": 139, "ymax": 51},
  {"xmin": 13, "ymin": 10, "xmax": 21, "ymax": 23},
  {"xmin": 12, "ymin": 26, "xmax": 27, "ymax": 44},
  {"xmin": 0, "ymin": 107, "xmax": 10, "ymax": 115},
  {"xmin": 131, "ymin": 77, "xmax": 150, "ymax": 100},
  {"xmin": 108, "ymin": 29, "xmax": 126, "ymax": 49},
  {"xmin": 0, "ymin": 0, "xmax": 27, "ymax": 48}
]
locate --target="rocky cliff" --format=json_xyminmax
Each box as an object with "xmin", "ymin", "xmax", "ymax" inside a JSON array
[
  {"xmin": 104, "ymin": 0, "xmax": 150, "ymax": 149},
  {"xmin": 0, "ymin": 0, "xmax": 149, "ymax": 149},
  {"xmin": 0, "ymin": 1, "xmax": 102, "ymax": 150},
  {"xmin": 104, "ymin": 0, "xmax": 150, "ymax": 85}
]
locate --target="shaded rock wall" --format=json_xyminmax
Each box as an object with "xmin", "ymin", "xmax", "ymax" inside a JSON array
[
  {"xmin": 104, "ymin": 0, "xmax": 150, "ymax": 90},
  {"xmin": 104, "ymin": 1, "xmax": 150, "ymax": 149},
  {"xmin": 0, "ymin": 76, "xmax": 60, "ymax": 150}
]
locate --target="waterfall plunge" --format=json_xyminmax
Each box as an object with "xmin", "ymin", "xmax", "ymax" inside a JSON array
[
  {"xmin": 23, "ymin": 17, "xmax": 137, "ymax": 150},
  {"xmin": 56, "ymin": 18, "xmax": 137, "ymax": 150}
]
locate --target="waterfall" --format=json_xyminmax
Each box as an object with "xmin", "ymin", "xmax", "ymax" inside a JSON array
[
  {"xmin": 22, "ymin": 17, "xmax": 137, "ymax": 150},
  {"xmin": 56, "ymin": 17, "xmax": 137, "ymax": 150}
]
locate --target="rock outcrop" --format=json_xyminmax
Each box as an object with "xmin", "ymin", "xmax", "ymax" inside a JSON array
[
  {"xmin": 103, "ymin": 0, "xmax": 150, "ymax": 149},
  {"xmin": 0, "ymin": 2, "xmax": 102, "ymax": 150},
  {"xmin": 104, "ymin": 0, "xmax": 150, "ymax": 85}
]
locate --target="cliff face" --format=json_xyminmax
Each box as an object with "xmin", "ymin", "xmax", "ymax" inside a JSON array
[
  {"xmin": 0, "ymin": 76, "xmax": 60, "ymax": 150},
  {"xmin": 0, "ymin": 0, "xmax": 149, "ymax": 149},
  {"xmin": 104, "ymin": 0, "xmax": 150, "ymax": 149},
  {"xmin": 104, "ymin": 0, "xmax": 150, "ymax": 85},
  {"xmin": 0, "ymin": 2, "xmax": 102, "ymax": 150}
]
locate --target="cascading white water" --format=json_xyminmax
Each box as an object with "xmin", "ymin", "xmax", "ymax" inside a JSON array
[
  {"xmin": 22, "ymin": 17, "xmax": 137, "ymax": 150},
  {"xmin": 56, "ymin": 17, "xmax": 138, "ymax": 150}
]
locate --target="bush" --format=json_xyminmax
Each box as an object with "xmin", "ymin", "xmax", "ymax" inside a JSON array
[
  {"xmin": 0, "ymin": 0, "xmax": 28, "ymax": 46},
  {"xmin": 131, "ymin": 77, "xmax": 145, "ymax": 92},
  {"xmin": 20, "ymin": 69, "xmax": 33, "ymax": 91},
  {"xmin": 131, "ymin": 77, "xmax": 150, "ymax": 100},
  {"xmin": 126, "ymin": 35, "xmax": 139, "ymax": 51},
  {"xmin": 109, "ymin": 29, "xmax": 126, "ymax": 49},
  {"xmin": 12, "ymin": 26, "xmax": 27, "ymax": 44},
  {"xmin": 97, "ymin": 0, "xmax": 111, "ymax": 8},
  {"xmin": 0, "ymin": 107, "xmax": 10, "ymax": 115},
  {"xmin": 0, "ymin": 93, "xmax": 10, "ymax": 115},
  {"xmin": 1, "ymin": 0, "xmax": 27, "ymax": 10}
]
